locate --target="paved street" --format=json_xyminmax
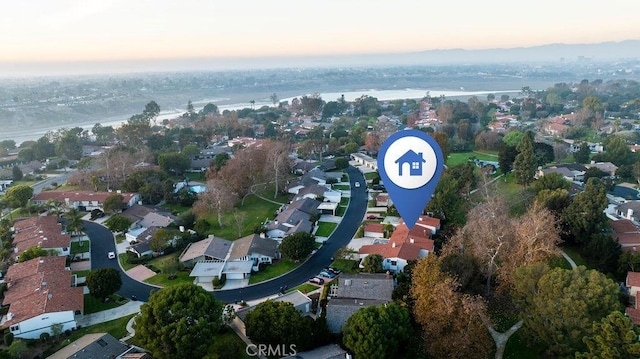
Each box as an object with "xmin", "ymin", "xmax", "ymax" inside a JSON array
[{"xmin": 81, "ymin": 165, "xmax": 367, "ymax": 304}]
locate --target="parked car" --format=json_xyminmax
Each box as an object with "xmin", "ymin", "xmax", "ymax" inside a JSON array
[
  {"xmin": 367, "ymin": 214, "xmax": 382, "ymax": 219},
  {"xmin": 325, "ymin": 267, "xmax": 342, "ymax": 275},
  {"xmin": 319, "ymin": 270, "xmax": 336, "ymax": 278},
  {"xmin": 108, "ymin": 251, "xmax": 116, "ymax": 259},
  {"xmin": 372, "ymin": 184, "xmax": 385, "ymax": 190},
  {"xmin": 309, "ymin": 277, "xmax": 325, "ymax": 285}
]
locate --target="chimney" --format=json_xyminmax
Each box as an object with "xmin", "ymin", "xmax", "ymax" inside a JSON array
[
  {"xmin": 410, "ymin": 238, "xmax": 414, "ymax": 244},
  {"xmin": 628, "ymin": 208, "xmax": 634, "ymax": 219},
  {"xmin": 392, "ymin": 242, "xmax": 396, "ymax": 248}
]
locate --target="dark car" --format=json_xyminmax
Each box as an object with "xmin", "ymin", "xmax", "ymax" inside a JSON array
[
  {"xmin": 367, "ymin": 214, "xmax": 382, "ymax": 219},
  {"xmin": 319, "ymin": 270, "xmax": 336, "ymax": 279},
  {"xmin": 326, "ymin": 267, "xmax": 342, "ymax": 275},
  {"xmin": 372, "ymin": 185, "xmax": 385, "ymax": 190}
]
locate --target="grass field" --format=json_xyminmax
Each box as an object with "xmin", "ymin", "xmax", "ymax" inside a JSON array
[
  {"xmin": 249, "ymin": 259, "xmax": 299, "ymax": 284},
  {"xmin": 83, "ymin": 294, "xmax": 129, "ymax": 314},
  {"xmin": 330, "ymin": 259, "xmax": 359, "ymax": 274},
  {"xmin": 315, "ymin": 222, "xmax": 338, "ymax": 237},
  {"xmin": 333, "ymin": 184, "xmax": 350, "ymax": 190},
  {"xmin": 447, "ymin": 151, "xmax": 498, "ymax": 167},
  {"xmin": 70, "ymin": 240, "xmax": 90, "ymax": 254},
  {"xmin": 144, "ymin": 270, "xmax": 193, "ymax": 287},
  {"xmin": 287, "ymin": 283, "xmax": 319, "ymax": 294}
]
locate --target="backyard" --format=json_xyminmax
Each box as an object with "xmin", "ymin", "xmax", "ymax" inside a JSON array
[{"xmin": 446, "ymin": 151, "xmax": 499, "ymax": 167}]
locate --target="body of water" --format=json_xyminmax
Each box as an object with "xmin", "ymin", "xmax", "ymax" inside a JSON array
[{"xmin": 2, "ymin": 88, "xmax": 517, "ymax": 145}]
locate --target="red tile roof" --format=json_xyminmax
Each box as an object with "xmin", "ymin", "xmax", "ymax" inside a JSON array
[
  {"xmin": 627, "ymin": 272, "xmax": 640, "ymax": 288},
  {"xmin": 2, "ymin": 257, "xmax": 83, "ymax": 328},
  {"xmin": 12, "ymin": 217, "xmax": 70, "ymax": 255},
  {"xmin": 12, "ymin": 216, "xmax": 59, "ymax": 232},
  {"xmin": 364, "ymin": 223, "xmax": 384, "ymax": 234},
  {"xmin": 359, "ymin": 223, "xmax": 434, "ymax": 261},
  {"xmin": 626, "ymin": 306, "xmax": 640, "ymax": 325},
  {"xmin": 611, "ymin": 219, "xmax": 640, "ymax": 234}
]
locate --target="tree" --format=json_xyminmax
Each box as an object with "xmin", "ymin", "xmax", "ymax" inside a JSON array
[
  {"xmin": 264, "ymin": 140, "xmax": 292, "ymax": 198},
  {"xmin": 342, "ymin": 304, "xmax": 411, "ymax": 359},
  {"xmin": 158, "ymin": 152, "xmax": 190, "ymax": 175},
  {"xmin": 135, "ymin": 284, "xmax": 223, "ymax": 359},
  {"xmin": 575, "ymin": 311, "xmax": 640, "ymax": 359},
  {"xmin": 512, "ymin": 265, "xmax": 621, "ymax": 357},
  {"xmin": 8, "ymin": 340, "xmax": 27, "ymax": 359},
  {"xmin": 563, "ymin": 178, "xmax": 608, "ymax": 242},
  {"xmin": 498, "ymin": 144, "xmax": 517, "ymax": 175},
  {"xmin": 279, "ymin": 232, "xmax": 315, "ymax": 261},
  {"xmin": 103, "ymin": 194, "xmax": 125, "ymax": 214},
  {"xmin": 4, "ymin": 185, "xmax": 33, "ymax": 208},
  {"xmin": 361, "ymin": 254, "xmax": 383, "ymax": 273},
  {"xmin": 411, "ymin": 255, "xmax": 492, "ymax": 359},
  {"xmin": 104, "ymin": 214, "xmax": 132, "ymax": 233},
  {"xmin": 17, "ymin": 246, "xmax": 56, "ymax": 262},
  {"xmin": 64, "ymin": 208, "xmax": 85, "ymax": 236},
  {"xmin": 86, "ymin": 268, "xmax": 122, "ymax": 300},
  {"xmin": 334, "ymin": 157, "xmax": 348, "ymax": 169},
  {"xmin": 575, "ymin": 142, "xmax": 591, "ymax": 164},
  {"xmin": 245, "ymin": 300, "xmax": 311, "ymax": 351},
  {"xmin": 11, "ymin": 166, "xmax": 22, "ymax": 181},
  {"xmin": 151, "ymin": 228, "xmax": 177, "ymax": 253},
  {"xmin": 193, "ymin": 178, "xmax": 235, "ymax": 228},
  {"xmin": 160, "ymin": 255, "xmax": 184, "ymax": 279},
  {"xmin": 513, "ymin": 131, "xmax": 536, "ymax": 187},
  {"xmin": 270, "ymin": 93, "xmax": 279, "ymax": 105},
  {"xmin": 532, "ymin": 172, "xmax": 570, "ymax": 193}
]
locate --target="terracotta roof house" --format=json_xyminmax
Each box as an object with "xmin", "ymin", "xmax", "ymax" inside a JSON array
[
  {"xmin": 411, "ymin": 215, "xmax": 441, "ymax": 236},
  {"xmin": 358, "ymin": 223, "xmax": 434, "ymax": 273},
  {"xmin": 228, "ymin": 233, "xmax": 280, "ymax": 271},
  {"xmin": 31, "ymin": 190, "xmax": 141, "ymax": 211},
  {"xmin": 47, "ymin": 332, "xmax": 149, "ymax": 359},
  {"xmin": 625, "ymin": 271, "xmax": 640, "ymax": 325},
  {"xmin": 11, "ymin": 216, "xmax": 70, "ymax": 258},
  {"xmin": 611, "ymin": 219, "xmax": 640, "ymax": 252},
  {"xmin": 363, "ymin": 223, "xmax": 385, "ymax": 238},
  {"xmin": 325, "ymin": 273, "xmax": 393, "ymax": 333},
  {"xmin": 1, "ymin": 256, "xmax": 83, "ymax": 339},
  {"xmin": 179, "ymin": 235, "xmax": 233, "ymax": 267}
]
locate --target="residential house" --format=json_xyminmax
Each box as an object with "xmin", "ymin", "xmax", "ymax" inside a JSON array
[
  {"xmin": 611, "ymin": 219, "xmax": 640, "ymax": 252},
  {"xmin": 1, "ymin": 256, "xmax": 84, "ymax": 339},
  {"xmin": 237, "ymin": 290, "xmax": 313, "ymax": 322},
  {"xmin": 0, "ymin": 180, "xmax": 12, "ymax": 191},
  {"xmin": 350, "ymin": 153, "xmax": 378, "ymax": 171},
  {"xmin": 363, "ymin": 223, "xmax": 385, "ymax": 238},
  {"xmin": 615, "ymin": 202, "xmax": 640, "ymax": 224},
  {"xmin": 121, "ymin": 204, "xmax": 175, "ymax": 229},
  {"xmin": 375, "ymin": 193, "xmax": 392, "ymax": 207},
  {"xmin": 228, "ymin": 233, "xmax": 280, "ymax": 271},
  {"xmin": 325, "ymin": 273, "xmax": 393, "ymax": 333},
  {"xmin": 188, "ymin": 260, "xmax": 225, "ymax": 287},
  {"xmin": 585, "ymin": 161, "xmax": 618, "ymax": 176},
  {"xmin": 412, "ymin": 215, "xmax": 441, "ymax": 236},
  {"xmin": 625, "ymin": 271, "xmax": 640, "ymax": 325},
  {"xmin": 11, "ymin": 216, "xmax": 70, "ymax": 258},
  {"xmin": 266, "ymin": 198, "xmax": 320, "ymax": 239},
  {"xmin": 47, "ymin": 332, "xmax": 150, "ymax": 359},
  {"xmin": 294, "ymin": 184, "xmax": 327, "ymax": 202},
  {"xmin": 31, "ymin": 190, "xmax": 141, "ymax": 211},
  {"xmin": 179, "ymin": 235, "xmax": 233, "ymax": 267},
  {"xmin": 535, "ymin": 166, "xmax": 584, "ymax": 182},
  {"xmin": 358, "ymin": 223, "xmax": 434, "ymax": 273},
  {"xmin": 126, "ymin": 227, "xmax": 162, "ymax": 257},
  {"xmin": 293, "ymin": 161, "xmax": 319, "ymax": 175}
]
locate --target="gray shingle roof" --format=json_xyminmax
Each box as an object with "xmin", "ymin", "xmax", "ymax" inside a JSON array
[{"xmin": 229, "ymin": 233, "xmax": 279, "ymax": 259}]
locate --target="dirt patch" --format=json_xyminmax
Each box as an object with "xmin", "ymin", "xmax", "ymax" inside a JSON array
[{"xmin": 126, "ymin": 265, "xmax": 157, "ymax": 281}]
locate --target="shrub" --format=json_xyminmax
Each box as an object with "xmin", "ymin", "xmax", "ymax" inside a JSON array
[
  {"xmin": 39, "ymin": 333, "xmax": 50, "ymax": 342},
  {"xmin": 4, "ymin": 332, "xmax": 13, "ymax": 346}
]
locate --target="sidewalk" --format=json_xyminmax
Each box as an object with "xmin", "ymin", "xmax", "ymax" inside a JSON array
[{"xmin": 76, "ymin": 301, "xmax": 143, "ymax": 327}]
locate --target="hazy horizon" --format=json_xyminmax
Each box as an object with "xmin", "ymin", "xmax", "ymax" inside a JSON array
[{"xmin": 2, "ymin": 0, "xmax": 640, "ymax": 77}]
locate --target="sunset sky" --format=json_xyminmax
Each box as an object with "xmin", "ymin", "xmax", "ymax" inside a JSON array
[{"xmin": 1, "ymin": 0, "xmax": 639, "ymax": 63}]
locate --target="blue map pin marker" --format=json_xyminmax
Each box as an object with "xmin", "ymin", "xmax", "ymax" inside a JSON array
[{"xmin": 377, "ymin": 129, "xmax": 444, "ymax": 230}]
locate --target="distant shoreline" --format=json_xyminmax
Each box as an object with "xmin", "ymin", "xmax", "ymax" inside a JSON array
[{"xmin": 1, "ymin": 88, "xmax": 519, "ymax": 145}]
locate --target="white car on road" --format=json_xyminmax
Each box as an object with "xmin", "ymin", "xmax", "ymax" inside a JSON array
[{"xmin": 108, "ymin": 251, "xmax": 116, "ymax": 259}]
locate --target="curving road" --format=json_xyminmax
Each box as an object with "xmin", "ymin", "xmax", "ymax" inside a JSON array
[{"xmin": 83, "ymin": 165, "xmax": 367, "ymax": 304}]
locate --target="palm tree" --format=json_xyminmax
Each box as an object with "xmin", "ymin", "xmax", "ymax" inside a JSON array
[
  {"xmin": 45, "ymin": 200, "xmax": 65, "ymax": 220},
  {"xmin": 64, "ymin": 208, "xmax": 84, "ymax": 236}
]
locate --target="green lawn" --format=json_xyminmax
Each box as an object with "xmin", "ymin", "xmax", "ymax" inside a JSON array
[
  {"xmin": 333, "ymin": 184, "xmax": 350, "ymax": 190},
  {"xmin": 201, "ymin": 191, "xmax": 289, "ymax": 240},
  {"xmin": 560, "ymin": 246, "xmax": 588, "ymax": 268},
  {"xmin": 364, "ymin": 172, "xmax": 379, "ymax": 180},
  {"xmin": 287, "ymin": 283, "xmax": 318, "ymax": 295},
  {"xmin": 144, "ymin": 270, "xmax": 193, "ymax": 287},
  {"xmin": 315, "ymin": 222, "xmax": 338, "ymax": 237},
  {"xmin": 330, "ymin": 259, "xmax": 359, "ymax": 274},
  {"xmin": 83, "ymin": 294, "xmax": 129, "ymax": 314},
  {"xmin": 73, "ymin": 270, "xmax": 90, "ymax": 278},
  {"xmin": 70, "ymin": 240, "xmax": 90, "ymax": 254},
  {"xmin": 447, "ymin": 151, "xmax": 498, "ymax": 167},
  {"xmin": 206, "ymin": 327, "xmax": 253, "ymax": 359},
  {"xmin": 46, "ymin": 315, "xmax": 134, "ymax": 356},
  {"xmin": 336, "ymin": 205, "xmax": 347, "ymax": 216},
  {"xmin": 340, "ymin": 197, "xmax": 350, "ymax": 206},
  {"xmin": 118, "ymin": 253, "xmax": 143, "ymax": 271},
  {"xmin": 249, "ymin": 259, "xmax": 299, "ymax": 284}
]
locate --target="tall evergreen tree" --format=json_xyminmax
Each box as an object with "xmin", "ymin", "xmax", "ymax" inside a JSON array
[{"xmin": 513, "ymin": 131, "xmax": 535, "ymax": 187}]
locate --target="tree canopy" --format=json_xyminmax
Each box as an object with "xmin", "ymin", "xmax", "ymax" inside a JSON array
[
  {"xmin": 4, "ymin": 185, "xmax": 33, "ymax": 208},
  {"xmin": 512, "ymin": 264, "xmax": 621, "ymax": 357},
  {"xmin": 245, "ymin": 300, "xmax": 312, "ymax": 352},
  {"xmin": 86, "ymin": 268, "xmax": 122, "ymax": 300},
  {"xmin": 342, "ymin": 303, "xmax": 412, "ymax": 359},
  {"xmin": 575, "ymin": 311, "xmax": 640, "ymax": 359},
  {"xmin": 134, "ymin": 284, "xmax": 224, "ymax": 359},
  {"xmin": 104, "ymin": 214, "xmax": 132, "ymax": 233},
  {"xmin": 279, "ymin": 232, "xmax": 315, "ymax": 261},
  {"xmin": 102, "ymin": 194, "xmax": 125, "ymax": 214}
]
